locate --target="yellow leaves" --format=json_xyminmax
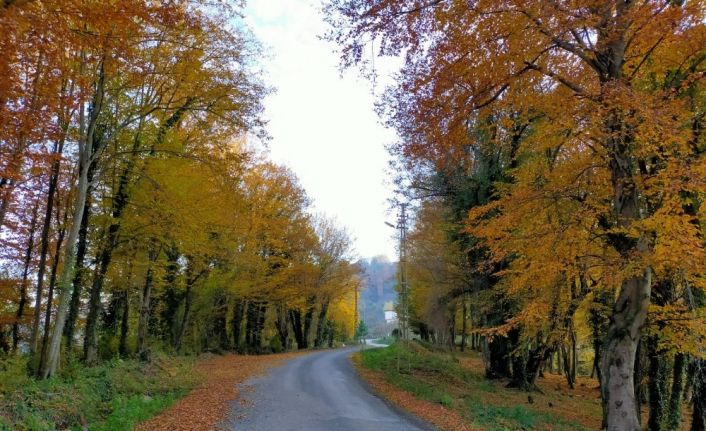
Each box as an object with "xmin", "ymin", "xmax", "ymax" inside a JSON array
[{"xmin": 647, "ymin": 303, "xmax": 706, "ymax": 357}]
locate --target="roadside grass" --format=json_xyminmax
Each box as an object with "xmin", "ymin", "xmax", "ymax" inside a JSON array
[
  {"xmin": 372, "ymin": 336, "xmax": 395, "ymax": 345},
  {"xmin": 359, "ymin": 342, "xmax": 600, "ymax": 430},
  {"xmin": 0, "ymin": 353, "xmax": 196, "ymax": 431}
]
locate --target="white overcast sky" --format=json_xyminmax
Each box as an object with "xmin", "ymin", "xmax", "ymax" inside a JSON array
[{"xmin": 244, "ymin": 0, "xmax": 400, "ymax": 260}]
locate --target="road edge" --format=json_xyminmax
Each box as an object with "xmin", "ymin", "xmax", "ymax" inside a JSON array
[{"xmin": 349, "ymin": 349, "xmax": 439, "ymax": 431}]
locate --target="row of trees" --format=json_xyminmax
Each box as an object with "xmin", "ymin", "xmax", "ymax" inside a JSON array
[
  {"xmin": 0, "ymin": 0, "xmax": 360, "ymax": 379},
  {"xmin": 326, "ymin": 1, "xmax": 706, "ymax": 430}
]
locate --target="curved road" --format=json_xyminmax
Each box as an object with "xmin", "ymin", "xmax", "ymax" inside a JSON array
[{"xmin": 228, "ymin": 345, "xmax": 432, "ymax": 431}]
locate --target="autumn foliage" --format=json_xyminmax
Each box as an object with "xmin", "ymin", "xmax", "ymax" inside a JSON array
[
  {"xmin": 0, "ymin": 0, "xmax": 360, "ymax": 403},
  {"xmin": 326, "ymin": 0, "xmax": 706, "ymax": 430}
]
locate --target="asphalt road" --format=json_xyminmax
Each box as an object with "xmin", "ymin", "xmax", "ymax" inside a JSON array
[{"xmin": 228, "ymin": 345, "xmax": 433, "ymax": 431}]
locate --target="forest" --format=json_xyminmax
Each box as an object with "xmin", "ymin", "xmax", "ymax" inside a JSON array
[
  {"xmin": 0, "ymin": 0, "xmax": 361, "ymax": 392},
  {"xmin": 325, "ymin": 1, "xmax": 706, "ymax": 431}
]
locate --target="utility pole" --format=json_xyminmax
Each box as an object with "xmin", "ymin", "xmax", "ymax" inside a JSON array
[
  {"xmin": 386, "ymin": 203, "xmax": 409, "ymax": 341},
  {"xmin": 398, "ymin": 203, "xmax": 409, "ymax": 341}
]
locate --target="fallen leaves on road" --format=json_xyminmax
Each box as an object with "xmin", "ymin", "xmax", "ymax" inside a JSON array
[
  {"xmin": 136, "ymin": 351, "xmax": 306, "ymax": 431},
  {"xmin": 352, "ymin": 355, "xmax": 477, "ymax": 431}
]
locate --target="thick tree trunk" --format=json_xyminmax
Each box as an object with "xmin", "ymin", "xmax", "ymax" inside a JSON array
[
  {"xmin": 600, "ymin": 269, "xmax": 651, "ymax": 431},
  {"xmin": 289, "ymin": 308, "xmax": 305, "ymax": 349},
  {"xmin": 484, "ymin": 335, "xmax": 511, "ymax": 379},
  {"xmin": 13, "ymin": 200, "xmax": 39, "ymax": 350}
]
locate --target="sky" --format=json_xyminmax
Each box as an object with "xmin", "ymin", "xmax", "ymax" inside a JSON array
[{"xmin": 244, "ymin": 0, "xmax": 400, "ymax": 260}]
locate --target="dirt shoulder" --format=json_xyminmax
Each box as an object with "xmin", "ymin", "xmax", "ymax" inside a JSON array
[{"xmin": 136, "ymin": 351, "xmax": 306, "ymax": 431}]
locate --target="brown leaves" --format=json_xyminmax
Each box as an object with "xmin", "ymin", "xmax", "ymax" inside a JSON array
[
  {"xmin": 353, "ymin": 354, "xmax": 475, "ymax": 431},
  {"xmin": 136, "ymin": 351, "xmax": 307, "ymax": 431}
]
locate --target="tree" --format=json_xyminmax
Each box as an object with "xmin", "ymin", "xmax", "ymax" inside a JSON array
[{"xmin": 325, "ymin": 1, "xmax": 706, "ymax": 429}]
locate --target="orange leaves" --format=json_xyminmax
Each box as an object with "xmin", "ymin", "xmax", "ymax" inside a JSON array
[
  {"xmin": 136, "ymin": 351, "xmax": 307, "ymax": 431},
  {"xmin": 647, "ymin": 303, "xmax": 706, "ymax": 357}
]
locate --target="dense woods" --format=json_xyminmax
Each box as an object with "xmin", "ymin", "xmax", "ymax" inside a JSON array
[
  {"xmin": 0, "ymin": 0, "xmax": 360, "ymax": 386},
  {"xmin": 326, "ymin": 0, "xmax": 706, "ymax": 430}
]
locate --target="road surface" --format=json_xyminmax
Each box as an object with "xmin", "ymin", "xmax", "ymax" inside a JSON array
[{"xmin": 228, "ymin": 345, "xmax": 433, "ymax": 431}]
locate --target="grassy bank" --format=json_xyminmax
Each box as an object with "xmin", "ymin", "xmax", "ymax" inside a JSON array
[
  {"xmin": 358, "ymin": 342, "xmax": 601, "ymax": 431},
  {"xmin": 372, "ymin": 336, "xmax": 395, "ymax": 345},
  {"xmin": 0, "ymin": 354, "xmax": 196, "ymax": 431}
]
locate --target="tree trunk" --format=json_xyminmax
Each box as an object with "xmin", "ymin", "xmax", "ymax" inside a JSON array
[
  {"xmin": 118, "ymin": 289, "xmax": 129, "ymax": 357},
  {"xmin": 326, "ymin": 320, "xmax": 335, "ymax": 348},
  {"xmin": 29, "ymin": 137, "xmax": 65, "ymax": 358},
  {"xmin": 275, "ymin": 304, "xmax": 290, "ymax": 351},
  {"xmin": 601, "ymin": 269, "xmax": 651, "ymax": 431},
  {"xmin": 174, "ymin": 275, "xmax": 195, "ymax": 353},
  {"xmin": 667, "ymin": 353, "xmax": 686, "ymax": 430},
  {"xmin": 314, "ymin": 301, "xmax": 330, "ymax": 348},
  {"xmin": 41, "ymin": 61, "xmax": 106, "ymax": 379},
  {"xmin": 38, "ymin": 215, "xmax": 66, "ymax": 372},
  {"xmin": 289, "ymin": 308, "xmax": 305, "ymax": 349},
  {"xmin": 484, "ymin": 335, "xmax": 511, "ymax": 379},
  {"xmin": 64, "ymin": 175, "xmax": 92, "ymax": 351},
  {"xmin": 160, "ymin": 246, "xmax": 180, "ymax": 345},
  {"xmin": 83, "ymin": 237, "xmax": 115, "ymax": 364},
  {"xmin": 460, "ymin": 297, "xmax": 467, "ymax": 352},
  {"xmin": 303, "ymin": 296, "xmax": 315, "ymax": 348},
  {"xmin": 12, "ymin": 200, "xmax": 39, "ymax": 350},
  {"xmin": 211, "ymin": 291, "xmax": 229, "ymax": 352},
  {"xmin": 137, "ymin": 245, "xmax": 159, "ymax": 362},
  {"xmin": 647, "ymin": 336, "xmax": 668, "ymax": 431},
  {"xmin": 692, "ymin": 358, "xmax": 706, "ymax": 431},
  {"xmin": 231, "ymin": 300, "xmax": 246, "ymax": 352}
]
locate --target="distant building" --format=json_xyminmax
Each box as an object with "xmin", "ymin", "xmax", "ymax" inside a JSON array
[{"xmin": 383, "ymin": 301, "xmax": 397, "ymax": 323}]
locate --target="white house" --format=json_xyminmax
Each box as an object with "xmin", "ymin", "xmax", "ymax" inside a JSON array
[{"xmin": 383, "ymin": 301, "xmax": 397, "ymax": 323}]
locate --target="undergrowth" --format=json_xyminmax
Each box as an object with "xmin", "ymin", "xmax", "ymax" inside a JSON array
[{"xmin": 0, "ymin": 353, "xmax": 196, "ymax": 431}]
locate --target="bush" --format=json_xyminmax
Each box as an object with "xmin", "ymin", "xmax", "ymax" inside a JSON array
[{"xmin": 269, "ymin": 335, "xmax": 283, "ymax": 353}]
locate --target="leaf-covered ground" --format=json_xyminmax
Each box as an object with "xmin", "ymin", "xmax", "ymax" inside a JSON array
[
  {"xmin": 355, "ymin": 342, "xmax": 605, "ymax": 431},
  {"xmin": 136, "ymin": 351, "xmax": 307, "ymax": 431}
]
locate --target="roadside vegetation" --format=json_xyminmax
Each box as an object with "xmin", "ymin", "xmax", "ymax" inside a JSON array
[
  {"xmin": 358, "ymin": 342, "xmax": 600, "ymax": 431},
  {"xmin": 0, "ymin": 353, "xmax": 195, "ymax": 431}
]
